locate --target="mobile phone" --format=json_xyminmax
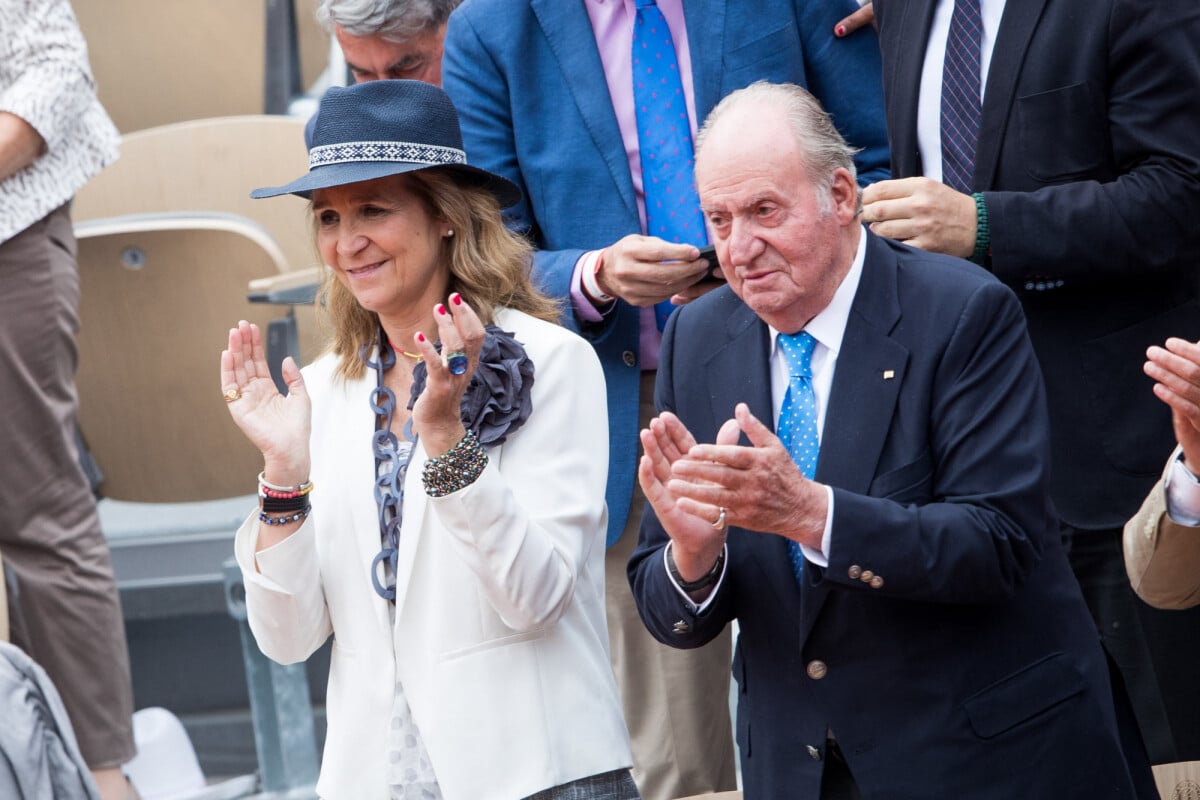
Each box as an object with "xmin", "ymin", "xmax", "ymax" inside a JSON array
[{"xmin": 697, "ymin": 245, "xmax": 723, "ymax": 282}]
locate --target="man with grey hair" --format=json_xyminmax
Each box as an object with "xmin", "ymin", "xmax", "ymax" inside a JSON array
[
  {"xmin": 443, "ymin": 4, "xmax": 890, "ymax": 796},
  {"xmin": 317, "ymin": 0, "xmax": 458, "ymax": 85},
  {"xmin": 629, "ymin": 81, "xmax": 1152, "ymax": 798}
]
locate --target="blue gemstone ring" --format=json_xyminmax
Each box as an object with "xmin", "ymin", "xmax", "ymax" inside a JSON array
[{"xmin": 444, "ymin": 350, "xmax": 469, "ymax": 376}]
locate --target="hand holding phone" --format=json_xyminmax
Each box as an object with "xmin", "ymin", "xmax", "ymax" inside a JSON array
[{"xmin": 698, "ymin": 245, "xmax": 724, "ymax": 283}]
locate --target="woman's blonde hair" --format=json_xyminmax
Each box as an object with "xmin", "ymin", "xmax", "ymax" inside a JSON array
[{"xmin": 318, "ymin": 169, "xmax": 561, "ymax": 381}]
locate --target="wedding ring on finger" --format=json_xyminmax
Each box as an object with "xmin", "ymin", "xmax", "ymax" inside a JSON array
[
  {"xmin": 223, "ymin": 387, "xmax": 242, "ymax": 403},
  {"xmin": 711, "ymin": 506, "xmax": 727, "ymax": 530},
  {"xmin": 444, "ymin": 349, "xmax": 469, "ymax": 376}
]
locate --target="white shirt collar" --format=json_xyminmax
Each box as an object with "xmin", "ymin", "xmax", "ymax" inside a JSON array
[{"xmin": 768, "ymin": 224, "xmax": 868, "ymax": 357}]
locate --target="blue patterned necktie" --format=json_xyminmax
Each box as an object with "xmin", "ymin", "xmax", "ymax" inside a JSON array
[
  {"xmin": 940, "ymin": 0, "xmax": 982, "ymax": 192},
  {"xmin": 631, "ymin": 0, "xmax": 708, "ymax": 330},
  {"xmin": 777, "ymin": 331, "xmax": 820, "ymax": 586}
]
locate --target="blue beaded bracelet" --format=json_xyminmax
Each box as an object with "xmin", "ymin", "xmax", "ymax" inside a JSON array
[{"xmin": 259, "ymin": 506, "xmax": 311, "ymax": 526}]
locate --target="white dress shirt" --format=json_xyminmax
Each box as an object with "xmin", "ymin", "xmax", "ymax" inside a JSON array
[
  {"xmin": 1165, "ymin": 451, "xmax": 1200, "ymax": 526},
  {"xmin": 668, "ymin": 226, "xmax": 868, "ymax": 606},
  {"xmin": 915, "ymin": 0, "xmax": 1006, "ymax": 183}
]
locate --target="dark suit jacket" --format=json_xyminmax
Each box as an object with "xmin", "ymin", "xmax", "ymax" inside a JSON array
[
  {"xmin": 874, "ymin": 0, "xmax": 1200, "ymax": 528},
  {"xmin": 443, "ymin": 0, "xmax": 890, "ymax": 545},
  {"xmin": 629, "ymin": 232, "xmax": 1140, "ymax": 798}
]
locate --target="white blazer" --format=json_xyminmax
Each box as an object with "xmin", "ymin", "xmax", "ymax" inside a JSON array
[{"xmin": 235, "ymin": 308, "xmax": 632, "ymax": 800}]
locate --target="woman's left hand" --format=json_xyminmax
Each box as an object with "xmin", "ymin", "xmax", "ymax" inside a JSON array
[{"xmin": 410, "ymin": 292, "xmax": 484, "ymax": 455}]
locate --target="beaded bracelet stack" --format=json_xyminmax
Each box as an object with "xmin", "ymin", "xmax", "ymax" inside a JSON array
[
  {"xmin": 258, "ymin": 472, "xmax": 313, "ymax": 526},
  {"xmin": 422, "ymin": 430, "xmax": 488, "ymax": 497}
]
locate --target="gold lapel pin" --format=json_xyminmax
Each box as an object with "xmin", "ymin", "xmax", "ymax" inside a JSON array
[{"xmin": 883, "ymin": 370, "xmax": 895, "ymax": 380}]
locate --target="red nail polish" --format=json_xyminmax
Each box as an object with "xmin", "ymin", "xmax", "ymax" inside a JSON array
[
  {"xmin": 451, "ymin": 292, "xmax": 462, "ymax": 306},
  {"xmin": 835, "ymin": 24, "xmax": 846, "ymax": 37},
  {"xmin": 436, "ymin": 304, "xmax": 447, "ymax": 315},
  {"xmin": 417, "ymin": 332, "xmax": 426, "ymax": 343}
]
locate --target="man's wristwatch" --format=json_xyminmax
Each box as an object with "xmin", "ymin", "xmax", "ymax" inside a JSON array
[{"xmin": 667, "ymin": 545, "xmax": 725, "ymax": 592}]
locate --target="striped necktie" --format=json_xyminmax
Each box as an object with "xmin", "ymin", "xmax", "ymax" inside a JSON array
[{"xmin": 940, "ymin": 0, "xmax": 982, "ymax": 192}]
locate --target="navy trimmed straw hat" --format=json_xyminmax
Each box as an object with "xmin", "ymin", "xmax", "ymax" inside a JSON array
[{"xmin": 251, "ymin": 79, "xmax": 521, "ymax": 208}]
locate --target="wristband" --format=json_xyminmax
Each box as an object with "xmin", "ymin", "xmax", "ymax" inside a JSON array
[
  {"xmin": 666, "ymin": 544, "xmax": 725, "ymax": 593},
  {"xmin": 970, "ymin": 192, "xmax": 990, "ymax": 266}
]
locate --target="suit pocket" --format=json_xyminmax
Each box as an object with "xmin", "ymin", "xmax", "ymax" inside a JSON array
[
  {"xmin": 438, "ymin": 627, "xmax": 545, "ymax": 663},
  {"xmin": 1079, "ymin": 299, "xmax": 1200, "ymax": 476},
  {"xmin": 722, "ymin": 25, "xmax": 806, "ymax": 92},
  {"xmin": 1017, "ymin": 82, "xmax": 1109, "ymax": 182},
  {"xmin": 867, "ymin": 448, "xmax": 933, "ymax": 502},
  {"xmin": 963, "ymin": 652, "xmax": 1085, "ymax": 738}
]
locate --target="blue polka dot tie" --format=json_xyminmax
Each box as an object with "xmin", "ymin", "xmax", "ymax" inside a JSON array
[
  {"xmin": 631, "ymin": 0, "xmax": 708, "ymax": 330},
  {"xmin": 777, "ymin": 331, "xmax": 819, "ymax": 586}
]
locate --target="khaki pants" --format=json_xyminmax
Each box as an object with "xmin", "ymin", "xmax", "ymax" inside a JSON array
[
  {"xmin": 605, "ymin": 372, "xmax": 737, "ymax": 800},
  {"xmin": 0, "ymin": 205, "xmax": 135, "ymax": 769}
]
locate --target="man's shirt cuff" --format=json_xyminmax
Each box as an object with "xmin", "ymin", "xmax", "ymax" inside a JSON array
[
  {"xmin": 1165, "ymin": 453, "xmax": 1200, "ymax": 526},
  {"xmin": 664, "ymin": 540, "xmax": 728, "ymax": 613},
  {"xmin": 570, "ymin": 250, "xmax": 615, "ymax": 322}
]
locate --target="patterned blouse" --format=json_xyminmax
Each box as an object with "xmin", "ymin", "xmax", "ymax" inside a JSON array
[{"xmin": 0, "ymin": 0, "xmax": 118, "ymax": 243}]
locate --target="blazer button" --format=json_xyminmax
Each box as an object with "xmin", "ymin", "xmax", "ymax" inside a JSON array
[
  {"xmin": 672, "ymin": 619, "xmax": 690, "ymax": 634},
  {"xmin": 806, "ymin": 660, "xmax": 828, "ymax": 680},
  {"xmin": 859, "ymin": 569, "xmax": 874, "ymax": 583},
  {"xmin": 806, "ymin": 744, "xmax": 822, "ymax": 760},
  {"xmin": 622, "ymin": 350, "xmax": 638, "ymax": 368},
  {"xmin": 847, "ymin": 565, "xmax": 862, "ymax": 580},
  {"xmin": 870, "ymin": 575, "xmax": 884, "ymax": 589}
]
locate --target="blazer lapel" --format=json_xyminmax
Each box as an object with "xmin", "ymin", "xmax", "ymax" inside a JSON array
[
  {"xmin": 799, "ymin": 234, "xmax": 908, "ymax": 645},
  {"xmin": 704, "ymin": 301, "xmax": 772, "ymax": 434},
  {"xmin": 816, "ymin": 236, "xmax": 908, "ymax": 496},
  {"xmin": 682, "ymin": 0, "xmax": 726, "ymax": 120},
  {"xmin": 391, "ymin": 438, "xmax": 430, "ymax": 619},
  {"xmin": 883, "ymin": 0, "xmax": 937, "ymax": 177},
  {"xmin": 334, "ymin": 371, "xmax": 403, "ymax": 636},
  {"xmin": 974, "ymin": 0, "xmax": 1048, "ymax": 187},
  {"xmin": 531, "ymin": 0, "xmax": 638, "ymax": 221}
]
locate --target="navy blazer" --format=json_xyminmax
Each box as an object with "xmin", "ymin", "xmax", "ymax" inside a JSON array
[
  {"xmin": 629, "ymin": 232, "xmax": 1140, "ymax": 798},
  {"xmin": 874, "ymin": 0, "xmax": 1200, "ymax": 527},
  {"xmin": 443, "ymin": 0, "xmax": 890, "ymax": 545}
]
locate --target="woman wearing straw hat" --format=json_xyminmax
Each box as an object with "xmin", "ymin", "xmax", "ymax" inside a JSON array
[{"xmin": 219, "ymin": 80, "xmax": 636, "ymax": 800}]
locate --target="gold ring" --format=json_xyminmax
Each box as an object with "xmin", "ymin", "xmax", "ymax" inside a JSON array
[
  {"xmin": 711, "ymin": 506, "xmax": 727, "ymax": 530},
  {"xmin": 223, "ymin": 387, "xmax": 241, "ymax": 403}
]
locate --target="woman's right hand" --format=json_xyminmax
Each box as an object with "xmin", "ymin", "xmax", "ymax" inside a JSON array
[{"xmin": 220, "ymin": 320, "xmax": 312, "ymax": 486}]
